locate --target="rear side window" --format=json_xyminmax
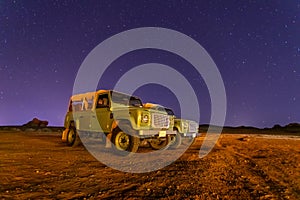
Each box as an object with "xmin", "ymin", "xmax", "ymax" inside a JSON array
[
  {"xmin": 69, "ymin": 96, "xmax": 94, "ymax": 112},
  {"xmin": 69, "ymin": 101, "xmax": 83, "ymax": 112}
]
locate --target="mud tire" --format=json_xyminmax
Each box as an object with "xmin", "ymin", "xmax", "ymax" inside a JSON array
[
  {"xmin": 149, "ymin": 135, "xmax": 171, "ymax": 150},
  {"xmin": 66, "ymin": 127, "xmax": 81, "ymax": 147},
  {"xmin": 111, "ymin": 124, "xmax": 140, "ymax": 155},
  {"xmin": 169, "ymin": 132, "xmax": 182, "ymax": 149}
]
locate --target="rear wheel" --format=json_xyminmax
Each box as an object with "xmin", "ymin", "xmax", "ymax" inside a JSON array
[
  {"xmin": 149, "ymin": 135, "xmax": 171, "ymax": 150},
  {"xmin": 66, "ymin": 126, "xmax": 81, "ymax": 147},
  {"xmin": 111, "ymin": 125, "xmax": 140, "ymax": 155}
]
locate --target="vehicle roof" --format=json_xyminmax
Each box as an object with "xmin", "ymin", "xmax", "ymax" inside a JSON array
[
  {"xmin": 143, "ymin": 103, "xmax": 174, "ymax": 111},
  {"xmin": 70, "ymin": 90, "xmax": 140, "ymax": 101},
  {"xmin": 70, "ymin": 90, "xmax": 108, "ymax": 101},
  {"xmin": 143, "ymin": 103, "xmax": 162, "ymax": 108}
]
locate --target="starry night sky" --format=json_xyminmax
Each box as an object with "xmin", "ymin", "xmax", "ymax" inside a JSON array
[{"xmin": 0, "ymin": 0, "xmax": 299, "ymax": 128}]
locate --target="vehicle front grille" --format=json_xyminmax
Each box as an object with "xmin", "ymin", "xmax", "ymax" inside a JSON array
[
  {"xmin": 188, "ymin": 122, "xmax": 198, "ymax": 133},
  {"xmin": 151, "ymin": 113, "xmax": 170, "ymax": 129}
]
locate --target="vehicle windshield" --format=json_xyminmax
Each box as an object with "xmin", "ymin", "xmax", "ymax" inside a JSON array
[
  {"xmin": 110, "ymin": 91, "xmax": 142, "ymax": 107},
  {"xmin": 165, "ymin": 108, "xmax": 175, "ymax": 116},
  {"xmin": 156, "ymin": 106, "xmax": 174, "ymax": 115},
  {"xmin": 147, "ymin": 104, "xmax": 175, "ymax": 115}
]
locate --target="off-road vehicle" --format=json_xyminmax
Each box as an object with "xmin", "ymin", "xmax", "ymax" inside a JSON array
[
  {"xmin": 143, "ymin": 103, "xmax": 198, "ymax": 148},
  {"xmin": 62, "ymin": 90, "xmax": 176, "ymax": 154}
]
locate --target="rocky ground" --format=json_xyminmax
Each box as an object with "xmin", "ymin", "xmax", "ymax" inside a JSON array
[{"xmin": 0, "ymin": 131, "xmax": 299, "ymax": 199}]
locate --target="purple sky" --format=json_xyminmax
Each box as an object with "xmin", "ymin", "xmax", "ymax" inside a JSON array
[{"xmin": 0, "ymin": 1, "xmax": 299, "ymax": 128}]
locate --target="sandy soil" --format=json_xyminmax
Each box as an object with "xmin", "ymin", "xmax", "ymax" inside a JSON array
[{"xmin": 0, "ymin": 131, "xmax": 299, "ymax": 200}]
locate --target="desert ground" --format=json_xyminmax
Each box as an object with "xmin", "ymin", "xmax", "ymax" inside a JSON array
[{"xmin": 0, "ymin": 130, "xmax": 299, "ymax": 200}]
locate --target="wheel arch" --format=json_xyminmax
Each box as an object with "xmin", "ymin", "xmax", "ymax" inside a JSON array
[{"xmin": 111, "ymin": 119, "xmax": 133, "ymax": 133}]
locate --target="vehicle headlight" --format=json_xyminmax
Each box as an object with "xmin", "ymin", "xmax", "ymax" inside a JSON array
[{"xmin": 142, "ymin": 114, "xmax": 149, "ymax": 123}]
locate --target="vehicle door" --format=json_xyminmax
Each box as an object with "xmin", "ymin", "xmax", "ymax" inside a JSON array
[{"xmin": 91, "ymin": 93, "xmax": 113, "ymax": 133}]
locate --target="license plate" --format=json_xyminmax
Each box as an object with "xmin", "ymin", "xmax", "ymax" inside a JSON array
[{"xmin": 159, "ymin": 131, "xmax": 166, "ymax": 137}]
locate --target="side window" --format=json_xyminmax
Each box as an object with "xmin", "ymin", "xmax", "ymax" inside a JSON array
[
  {"xmin": 82, "ymin": 98, "xmax": 88, "ymax": 110},
  {"xmin": 96, "ymin": 94, "xmax": 109, "ymax": 108},
  {"xmin": 87, "ymin": 97, "xmax": 94, "ymax": 109},
  {"xmin": 82, "ymin": 97, "xmax": 94, "ymax": 110},
  {"xmin": 71, "ymin": 101, "xmax": 83, "ymax": 112}
]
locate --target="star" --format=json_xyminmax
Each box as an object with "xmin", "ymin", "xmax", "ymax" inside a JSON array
[{"xmin": 0, "ymin": 0, "xmax": 299, "ymax": 128}]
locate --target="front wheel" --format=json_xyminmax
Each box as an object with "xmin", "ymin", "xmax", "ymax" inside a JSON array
[
  {"xmin": 111, "ymin": 125, "xmax": 140, "ymax": 155},
  {"xmin": 169, "ymin": 132, "xmax": 182, "ymax": 149}
]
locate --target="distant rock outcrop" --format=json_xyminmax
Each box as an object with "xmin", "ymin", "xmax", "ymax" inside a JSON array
[
  {"xmin": 23, "ymin": 118, "xmax": 49, "ymax": 128},
  {"xmin": 285, "ymin": 123, "xmax": 300, "ymax": 128},
  {"xmin": 272, "ymin": 124, "xmax": 282, "ymax": 129}
]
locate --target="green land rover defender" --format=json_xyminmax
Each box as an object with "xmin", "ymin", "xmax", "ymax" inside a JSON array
[
  {"xmin": 143, "ymin": 103, "xmax": 198, "ymax": 148},
  {"xmin": 62, "ymin": 90, "xmax": 176, "ymax": 154}
]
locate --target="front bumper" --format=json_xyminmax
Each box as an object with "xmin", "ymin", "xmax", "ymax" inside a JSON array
[{"xmin": 138, "ymin": 129, "xmax": 177, "ymax": 137}]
